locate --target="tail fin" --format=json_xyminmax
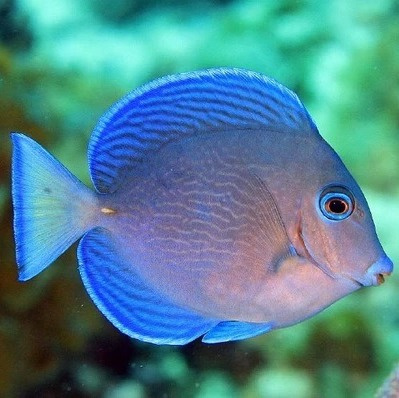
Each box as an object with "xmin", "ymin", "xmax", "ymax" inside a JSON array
[{"xmin": 11, "ymin": 133, "xmax": 98, "ymax": 281}]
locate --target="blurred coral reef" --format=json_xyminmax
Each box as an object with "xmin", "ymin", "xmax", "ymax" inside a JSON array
[
  {"xmin": 0, "ymin": 0, "xmax": 398, "ymax": 397},
  {"xmin": 376, "ymin": 363, "xmax": 399, "ymax": 398}
]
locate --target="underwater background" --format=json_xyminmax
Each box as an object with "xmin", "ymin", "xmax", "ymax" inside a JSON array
[{"xmin": 0, "ymin": 0, "xmax": 398, "ymax": 397}]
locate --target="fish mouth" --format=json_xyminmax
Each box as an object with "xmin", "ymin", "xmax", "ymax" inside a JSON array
[
  {"xmin": 375, "ymin": 273, "xmax": 387, "ymax": 285},
  {"xmin": 370, "ymin": 271, "xmax": 391, "ymax": 286},
  {"xmin": 355, "ymin": 254, "xmax": 394, "ymax": 287}
]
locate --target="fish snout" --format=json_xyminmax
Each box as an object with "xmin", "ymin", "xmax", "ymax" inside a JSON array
[{"xmin": 362, "ymin": 255, "xmax": 394, "ymax": 287}]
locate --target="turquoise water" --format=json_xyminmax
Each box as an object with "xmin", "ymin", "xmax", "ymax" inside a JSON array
[{"xmin": 0, "ymin": 1, "xmax": 398, "ymax": 397}]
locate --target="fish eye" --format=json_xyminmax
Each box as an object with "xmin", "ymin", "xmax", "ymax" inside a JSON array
[{"xmin": 319, "ymin": 186, "xmax": 354, "ymax": 221}]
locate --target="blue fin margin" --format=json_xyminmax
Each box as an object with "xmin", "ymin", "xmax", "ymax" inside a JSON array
[{"xmin": 78, "ymin": 227, "xmax": 219, "ymax": 345}]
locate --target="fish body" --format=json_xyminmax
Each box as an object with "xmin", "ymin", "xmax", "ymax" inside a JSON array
[{"xmin": 11, "ymin": 68, "xmax": 393, "ymax": 344}]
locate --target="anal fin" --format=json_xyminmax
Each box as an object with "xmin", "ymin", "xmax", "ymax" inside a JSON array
[{"xmin": 78, "ymin": 228, "xmax": 218, "ymax": 345}]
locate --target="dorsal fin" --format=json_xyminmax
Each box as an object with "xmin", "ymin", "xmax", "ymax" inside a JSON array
[{"xmin": 88, "ymin": 68, "xmax": 317, "ymax": 193}]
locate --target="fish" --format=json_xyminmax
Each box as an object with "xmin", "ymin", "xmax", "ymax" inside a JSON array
[{"xmin": 11, "ymin": 67, "xmax": 393, "ymax": 344}]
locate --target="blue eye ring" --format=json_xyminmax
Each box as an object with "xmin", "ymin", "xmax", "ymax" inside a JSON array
[{"xmin": 319, "ymin": 187, "xmax": 354, "ymax": 221}]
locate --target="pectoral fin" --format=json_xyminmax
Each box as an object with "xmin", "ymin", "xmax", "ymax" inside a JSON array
[{"xmin": 245, "ymin": 172, "xmax": 294, "ymax": 270}]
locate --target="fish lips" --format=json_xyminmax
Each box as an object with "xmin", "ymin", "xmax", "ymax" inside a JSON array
[{"xmin": 355, "ymin": 254, "xmax": 394, "ymax": 287}]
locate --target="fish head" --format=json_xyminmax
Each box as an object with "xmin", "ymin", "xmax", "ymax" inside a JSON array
[{"xmin": 295, "ymin": 171, "xmax": 393, "ymax": 289}]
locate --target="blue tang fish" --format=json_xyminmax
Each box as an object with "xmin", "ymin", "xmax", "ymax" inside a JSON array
[{"xmin": 11, "ymin": 68, "xmax": 393, "ymax": 344}]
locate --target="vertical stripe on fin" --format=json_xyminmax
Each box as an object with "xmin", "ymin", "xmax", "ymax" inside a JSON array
[
  {"xmin": 202, "ymin": 320, "xmax": 273, "ymax": 343},
  {"xmin": 88, "ymin": 68, "xmax": 318, "ymax": 193},
  {"xmin": 77, "ymin": 228, "xmax": 218, "ymax": 345},
  {"xmin": 11, "ymin": 133, "xmax": 97, "ymax": 281}
]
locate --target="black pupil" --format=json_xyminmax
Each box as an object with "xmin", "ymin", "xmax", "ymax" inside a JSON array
[{"xmin": 328, "ymin": 199, "xmax": 347, "ymax": 214}]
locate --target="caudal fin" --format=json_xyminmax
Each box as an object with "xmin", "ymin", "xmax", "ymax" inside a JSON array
[{"xmin": 11, "ymin": 133, "xmax": 98, "ymax": 281}]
